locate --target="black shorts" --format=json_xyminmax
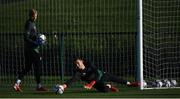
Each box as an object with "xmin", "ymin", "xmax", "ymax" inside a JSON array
[{"xmin": 93, "ymin": 78, "xmax": 110, "ymax": 92}]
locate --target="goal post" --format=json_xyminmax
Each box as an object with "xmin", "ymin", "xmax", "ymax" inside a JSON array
[
  {"xmin": 138, "ymin": 0, "xmax": 180, "ymax": 89},
  {"xmin": 137, "ymin": 0, "xmax": 143, "ymax": 90}
]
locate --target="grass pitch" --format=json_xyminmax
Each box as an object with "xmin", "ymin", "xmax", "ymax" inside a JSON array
[{"xmin": 0, "ymin": 85, "xmax": 180, "ymax": 98}]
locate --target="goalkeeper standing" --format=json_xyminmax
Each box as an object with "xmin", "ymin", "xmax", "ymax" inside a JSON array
[
  {"xmin": 54, "ymin": 57, "xmax": 139, "ymax": 93},
  {"xmin": 13, "ymin": 9, "xmax": 47, "ymax": 92}
]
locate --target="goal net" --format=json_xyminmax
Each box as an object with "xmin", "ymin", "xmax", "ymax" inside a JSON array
[
  {"xmin": 140, "ymin": 0, "xmax": 180, "ymax": 89},
  {"xmin": 0, "ymin": 0, "xmax": 137, "ymax": 89}
]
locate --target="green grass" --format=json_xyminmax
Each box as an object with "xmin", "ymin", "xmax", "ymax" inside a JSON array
[{"xmin": 0, "ymin": 86, "xmax": 180, "ymax": 98}]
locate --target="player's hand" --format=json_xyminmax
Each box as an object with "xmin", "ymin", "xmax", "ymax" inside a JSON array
[
  {"xmin": 62, "ymin": 84, "xmax": 67, "ymax": 89},
  {"xmin": 84, "ymin": 80, "xmax": 96, "ymax": 89}
]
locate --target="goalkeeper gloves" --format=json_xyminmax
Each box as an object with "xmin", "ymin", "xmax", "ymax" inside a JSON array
[{"xmin": 84, "ymin": 80, "xmax": 96, "ymax": 89}]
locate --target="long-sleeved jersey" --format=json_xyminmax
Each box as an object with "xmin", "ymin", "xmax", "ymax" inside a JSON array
[
  {"xmin": 65, "ymin": 61, "xmax": 103, "ymax": 87},
  {"xmin": 24, "ymin": 19, "xmax": 40, "ymax": 53}
]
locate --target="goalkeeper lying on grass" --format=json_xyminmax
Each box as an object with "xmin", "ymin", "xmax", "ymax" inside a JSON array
[{"xmin": 54, "ymin": 57, "xmax": 139, "ymax": 94}]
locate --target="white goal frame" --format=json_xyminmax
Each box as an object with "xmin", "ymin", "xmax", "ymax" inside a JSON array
[{"xmin": 138, "ymin": 0, "xmax": 144, "ymax": 90}]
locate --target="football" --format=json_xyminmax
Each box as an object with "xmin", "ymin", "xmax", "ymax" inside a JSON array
[
  {"xmin": 170, "ymin": 80, "xmax": 177, "ymax": 87},
  {"xmin": 57, "ymin": 85, "xmax": 64, "ymax": 94},
  {"xmin": 143, "ymin": 80, "xmax": 147, "ymax": 87},
  {"xmin": 39, "ymin": 34, "xmax": 47, "ymax": 44},
  {"xmin": 156, "ymin": 80, "xmax": 163, "ymax": 88},
  {"xmin": 53, "ymin": 84, "xmax": 64, "ymax": 94},
  {"xmin": 163, "ymin": 79, "xmax": 171, "ymax": 87}
]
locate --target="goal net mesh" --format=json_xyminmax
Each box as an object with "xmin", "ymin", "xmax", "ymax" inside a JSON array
[{"xmin": 143, "ymin": 0, "xmax": 180, "ymax": 88}]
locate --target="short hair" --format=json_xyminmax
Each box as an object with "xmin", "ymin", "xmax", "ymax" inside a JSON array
[
  {"xmin": 74, "ymin": 57, "xmax": 82, "ymax": 62},
  {"xmin": 29, "ymin": 9, "xmax": 37, "ymax": 18}
]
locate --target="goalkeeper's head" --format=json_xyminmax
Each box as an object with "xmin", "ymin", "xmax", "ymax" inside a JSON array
[
  {"xmin": 74, "ymin": 57, "xmax": 86, "ymax": 70},
  {"xmin": 29, "ymin": 9, "xmax": 38, "ymax": 21}
]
